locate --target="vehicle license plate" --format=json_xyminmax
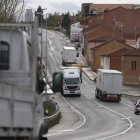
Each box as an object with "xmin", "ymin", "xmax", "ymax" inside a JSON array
[{"xmin": 107, "ymin": 95, "xmax": 117, "ymax": 99}]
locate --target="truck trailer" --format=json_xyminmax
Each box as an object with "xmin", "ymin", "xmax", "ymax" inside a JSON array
[
  {"xmin": 95, "ymin": 69, "xmax": 123, "ymax": 102},
  {"xmin": 0, "ymin": 23, "xmax": 47, "ymax": 139},
  {"xmin": 62, "ymin": 46, "xmax": 77, "ymax": 66}
]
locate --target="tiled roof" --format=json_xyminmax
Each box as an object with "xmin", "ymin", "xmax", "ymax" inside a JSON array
[
  {"xmin": 85, "ymin": 26, "xmax": 124, "ymax": 41},
  {"xmin": 90, "ymin": 39, "xmax": 134, "ymax": 50},
  {"xmin": 101, "ymin": 48, "xmax": 129, "ymax": 56},
  {"xmin": 83, "ymin": 7, "xmax": 140, "ymax": 40},
  {"xmin": 89, "ymin": 4, "xmax": 134, "ymax": 12},
  {"xmin": 123, "ymin": 48, "xmax": 140, "ymax": 56},
  {"xmin": 88, "ymin": 34, "xmax": 124, "ymax": 42}
]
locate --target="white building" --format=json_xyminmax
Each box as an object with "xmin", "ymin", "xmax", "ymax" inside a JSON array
[{"xmin": 25, "ymin": 9, "xmax": 33, "ymax": 23}]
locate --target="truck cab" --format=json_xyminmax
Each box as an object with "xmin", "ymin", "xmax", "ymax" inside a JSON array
[{"xmin": 62, "ymin": 68, "xmax": 81, "ymax": 96}]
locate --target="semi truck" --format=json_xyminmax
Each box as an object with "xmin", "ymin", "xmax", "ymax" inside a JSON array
[
  {"xmin": 60, "ymin": 67, "xmax": 81, "ymax": 97},
  {"xmin": 95, "ymin": 69, "xmax": 123, "ymax": 102},
  {"xmin": 0, "ymin": 23, "xmax": 47, "ymax": 139},
  {"xmin": 62, "ymin": 46, "xmax": 77, "ymax": 66}
]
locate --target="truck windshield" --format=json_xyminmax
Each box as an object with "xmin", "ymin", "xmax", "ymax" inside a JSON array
[{"xmin": 64, "ymin": 78, "xmax": 80, "ymax": 84}]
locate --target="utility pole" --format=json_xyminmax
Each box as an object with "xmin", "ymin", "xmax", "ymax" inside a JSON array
[{"xmin": 46, "ymin": 13, "xmax": 48, "ymax": 84}]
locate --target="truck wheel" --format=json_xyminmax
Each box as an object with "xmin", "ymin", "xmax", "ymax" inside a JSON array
[
  {"xmin": 95, "ymin": 90, "xmax": 99, "ymax": 99},
  {"xmin": 61, "ymin": 89, "xmax": 64, "ymax": 96},
  {"xmin": 100, "ymin": 94, "xmax": 104, "ymax": 101},
  {"xmin": 135, "ymin": 111, "xmax": 138, "ymax": 115}
]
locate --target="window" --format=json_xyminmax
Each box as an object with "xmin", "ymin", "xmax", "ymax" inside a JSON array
[
  {"xmin": 131, "ymin": 61, "xmax": 136, "ymax": 71},
  {"xmin": 0, "ymin": 41, "xmax": 10, "ymax": 70}
]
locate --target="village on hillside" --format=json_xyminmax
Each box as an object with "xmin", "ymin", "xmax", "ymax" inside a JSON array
[{"xmin": 70, "ymin": 3, "xmax": 140, "ymax": 86}]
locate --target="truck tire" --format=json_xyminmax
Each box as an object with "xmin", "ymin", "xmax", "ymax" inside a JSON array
[
  {"xmin": 100, "ymin": 93, "xmax": 104, "ymax": 101},
  {"xmin": 95, "ymin": 89, "xmax": 99, "ymax": 99},
  {"xmin": 60, "ymin": 88, "xmax": 64, "ymax": 96}
]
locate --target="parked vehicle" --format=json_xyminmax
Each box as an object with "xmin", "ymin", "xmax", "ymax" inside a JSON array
[
  {"xmin": 95, "ymin": 69, "xmax": 123, "ymax": 102},
  {"xmin": 0, "ymin": 23, "xmax": 47, "ymax": 139},
  {"xmin": 62, "ymin": 46, "xmax": 77, "ymax": 66},
  {"xmin": 134, "ymin": 99, "xmax": 140, "ymax": 114}
]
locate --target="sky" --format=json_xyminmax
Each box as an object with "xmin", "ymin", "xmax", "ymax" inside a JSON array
[{"xmin": 25, "ymin": 0, "xmax": 140, "ymax": 15}]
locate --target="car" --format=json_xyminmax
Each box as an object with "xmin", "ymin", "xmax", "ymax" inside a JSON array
[{"xmin": 134, "ymin": 99, "xmax": 140, "ymax": 114}]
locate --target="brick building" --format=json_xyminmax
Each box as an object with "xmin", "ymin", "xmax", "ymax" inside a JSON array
[
  {"xmin": 90, "ymin": 39, "xmax": 135, "ymax": 72},
  {"xmin": 122, "ymin": 48, "xmax": 140, "ymax": 85}
]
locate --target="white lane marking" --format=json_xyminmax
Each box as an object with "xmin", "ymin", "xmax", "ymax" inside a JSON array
[
  {"xmin": 48, "ymin": 39, "xmax": 60, "ymax": 65},
  {"xmin": 62, "ymin": 96, "xmax": 86, "ymax": 130},
  {"xmin": 46, "ymin": 95, "xmax": 86, "ymax": 137},
  {"xmin": 82, "ymin": 95, "xmax": 133, "ymax": 140},
  {"xmin": 121, "ymin": 100, "xmax": 134, "ymax": 108}
]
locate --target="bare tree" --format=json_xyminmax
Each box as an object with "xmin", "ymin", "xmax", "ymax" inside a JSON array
[{"xmin": 0, "ymin": 0, "xmax": 25, "ymax": 22}]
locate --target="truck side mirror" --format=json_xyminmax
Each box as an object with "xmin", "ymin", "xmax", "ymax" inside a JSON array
[{"xmin": 52, "ymin": 72, "xmax": 63, "ymax": 92}]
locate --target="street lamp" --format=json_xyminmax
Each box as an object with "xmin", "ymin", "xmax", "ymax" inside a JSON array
[{"xmin": 45, "ymin": 13, "xmax": 49, "ymax": 84}]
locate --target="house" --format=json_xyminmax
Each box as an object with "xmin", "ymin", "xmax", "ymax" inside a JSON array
[
  {"xmin": 81, "ymin": 7, "xmax": 140, "ymax": 39},
  {"xmin": 84, "ymin": 26, "xmax": 124, "ymax": 65},
  {"xmin": 101, "ymin": 48, "xmax": 129, "ymax": 71},
  {"xmin": 90, "ymin": 39, "xmax": 135, "ymax": 72},
  {"xmin": 122, "ymin": 48, "xmax": 140, "ymax": 85}
]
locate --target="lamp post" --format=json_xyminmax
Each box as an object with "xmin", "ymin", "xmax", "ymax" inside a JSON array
[{"xmin": 46, "ymin": 13, "xmax": 48, "ymax": 84}]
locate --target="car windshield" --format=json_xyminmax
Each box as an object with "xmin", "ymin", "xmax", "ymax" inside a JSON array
[{"xmin": 64, "ymin": 78, "xmax": 80, "ymax": 85}]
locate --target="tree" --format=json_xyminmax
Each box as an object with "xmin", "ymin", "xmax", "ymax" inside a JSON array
[
  {"xmin": 61, "ymin": 12, "xmax": 71, "ymax": 34},
  {"xmin": 36, "ymin": 6, "xmax": 43, "ymax": 27},
  {"xmin": 0, "ymin": 0, "xmax": 25, "ymax": 22}
]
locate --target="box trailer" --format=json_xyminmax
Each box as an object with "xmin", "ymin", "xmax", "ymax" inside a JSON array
[
  {"xmin": 95, "ymin": 69, "xmax": 123, "ymax": 102},
  {"xmin": 62, "ymin": 46, "xmax": 77, "ymax": 66}
]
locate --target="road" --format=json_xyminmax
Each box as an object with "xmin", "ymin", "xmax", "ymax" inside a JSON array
[{"xmin": 42, "ymin": 30, "xmax": 140, "ymax": 140}]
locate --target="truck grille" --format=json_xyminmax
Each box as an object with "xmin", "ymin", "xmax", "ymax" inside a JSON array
[{"xmin": 67, "ymin": 86, "xmax": 78, "ymax": 90}]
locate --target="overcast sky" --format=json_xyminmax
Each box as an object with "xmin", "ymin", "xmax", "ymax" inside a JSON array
[{"xmin": 25, "ymin": 0, "xmax": 140, "ymax": 15}]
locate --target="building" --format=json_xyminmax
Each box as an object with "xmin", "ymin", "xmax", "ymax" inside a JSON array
[
  {"xmin": 90, "ymin": 39, "xmax": 135, "ymax": 72},
  {"xmin": 122, "ymin": 48, "xmax": 140, "ymax": 85},
  {"xmin": 101, "ymin": 48, "xmax": 129, "ymax": 71},
  {"xmin": 84, "ymin": 26, "xmax": 124, "ymax": 65},
  {"xmin": 25, "ymin": 9, "xmax": 33, "ymax": 23}
]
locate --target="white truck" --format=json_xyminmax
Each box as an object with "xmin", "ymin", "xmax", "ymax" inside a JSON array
[
  {"xmin": 62, "ymin": 46, "xmax": 77, "ymax": 66},
  {"xmin": 95, "ymin": 69, "xmax": 123, "ymax": 102},
  {"xmin": 61, "ymin": 67, "xmax": 81, "ymax": 97},
  {"xmin": 0, "ymin": 23, "xmax": 47, "ymax": 139}
]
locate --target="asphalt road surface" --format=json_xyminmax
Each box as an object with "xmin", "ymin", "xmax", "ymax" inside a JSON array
[{"xmin": 42, "ymin": 30, "xmax": 140, "ymax": 140}]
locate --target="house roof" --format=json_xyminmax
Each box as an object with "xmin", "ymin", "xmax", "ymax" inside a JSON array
[
  {"xmin": 100, "ymin": 48, "xmax": 129, "ymax": 56},
  {"xmin": 82, "ymin": 7, "xmax": 140, "ymax": 39},
  {"xmin": 123, "ymin": 48, "xmax": 140, "ymax": 56},
  {"xmin": 89, "ymin": 4, "xmax": 134, "ymax": 12},
  {"xmin": 90, "ymin": 39, "xmax": 134, "ymax": 50},
  {"xmin": 88, "ymin": 34, "xmax": 124, "ymax": 42},
  {"xmin": 85, "ymin": 26, "xmax": 124, "ymax": 42}
]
